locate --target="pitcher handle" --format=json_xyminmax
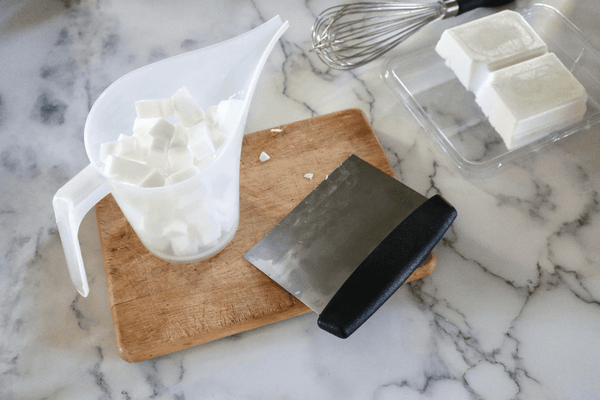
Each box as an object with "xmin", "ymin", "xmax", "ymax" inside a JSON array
[{"xmin": 53, "ymin": 164, "xmax": 112, "ymax": 297}]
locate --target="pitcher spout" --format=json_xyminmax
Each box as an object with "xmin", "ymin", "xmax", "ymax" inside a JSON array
[{"xmin": 218, "ymin": 16, "xmax": 290, "ymax": 137}]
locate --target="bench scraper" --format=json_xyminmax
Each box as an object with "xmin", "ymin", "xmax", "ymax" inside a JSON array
[{"xmin": 244, "ymin": 154, "xmax": 457, "ymax": 338}]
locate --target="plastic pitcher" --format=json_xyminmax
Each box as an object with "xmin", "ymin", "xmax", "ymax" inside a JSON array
[{"xmin": 53, "ymin": 17, "xmax": 289, "ymax": 297}]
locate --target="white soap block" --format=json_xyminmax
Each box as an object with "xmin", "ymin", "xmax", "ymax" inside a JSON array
[
  {"xmin": 135, "ymin": 98, "xmax": 174, "ymax": 118},
  {"xmin": 141, "ymin": 205, "xmax": 174, "ymax": 236},
  {"xmin": 162, "ymin": 219, "xmax": 188, "ymax": 237},
  {"xmin": 133, "ymin": 131, "xmax": 153, "ymax": 150},
  {"xmin": 133, "ymin": 117, "xmax": 160, "ymax": 138},
  {"xmin": 207, "ymin": 99, "xmax": 244, "ymax": 134},
  {"xmin": 173, "ymin": 123, "xmax": 191, "ymax": 146},
  {"xmin": 171, "ymin": 234, "xmax": 193, "ymax": 256},
  {"xmin": 146, "ymin": 136, "xmax": 170, "ymax": 168},
  {"xmin": 187, "ymin": 211, "xmax": 221, "ymax": 246},
  {"xmin": 188, "ymin": 121, "xmax": 216, "ymax": 160},
  {"xmin": 100, "ymin": 141, "xmax": 118, "ymax": 163},
  {"xmin": 188, "ymin": 120, "xmax": 211, "ymax": 141},
  {"xmin": 219, "ymin": 214, "xmax": 237, "ymax": 234},
  {"xmin": 147, "ymin": 118, "xmax": 175, "ymax": 142},
  {"xmin": 200, "ymin": 223, "xmax": 221, "ymax": 246},
  {"xmin": 143, "ymin": 235, "xmax": 172, "ymax": 254},
  {"xmin": 204, "ymin": 105, "xmax": 218, "ymax": 127},
  {"xmin": 104, "ymin": 155, "xmax": 153, "ymax": 185},
  {"xmin": 176, "ymin": 190, "xmax": 209, "ymax": 213},
  {"xmin": 435, "ymin": 10, "xmax": 547, "ymax": 93},
  {"xmin": 163, "ymin": 219, "xmax": 193, "ymax": 256},
  {"xmin": 138, "ymin": 169, "xmax": 165, "ymax": 188},
  {"xmin": 100, "ymin": 135, "xmax": 137, "ymax": 162},
  {"xmin": 168, "ymin": 144, "xmax": 194, "ymax": 173},
  {"xmin": 165, "ymin": 166, "xmax": 198, "ymax": 186},
  {"xmin": 212, "ymin": 200, "xmax": 237, "ymax": 233},
  {"xmin": 171, "ymin": 87, "xmax": 205, "ymax": 127},
  {"xmin": 209, "ymin": 128, "xmax": 229, "ymax": 151},
  {"xmin": 476, "ymin": 52, "xmax": 587, "ymax": 150},
  {"xmin": 119, "ymin": 135, "xmax": 147, "ymax": 163},
  {"xmin": 193, "ymin": 153, "xmax": 217, "ymax": 170},
  {"xmin": 134, "ymin": 118, "xmax": 174, "ymax": 150}
]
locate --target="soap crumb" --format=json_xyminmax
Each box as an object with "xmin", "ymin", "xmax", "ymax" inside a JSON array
[
  {"xmin": 304, "ymin": 173, "xmax": 313, "ymax": 180},
  {"xmin": 271, "ymin": 128, "xmax": 283, "ymax": 132},
  {"xmin": 259, "ymin": 152, "xmax": 270, "ymax": 162}
]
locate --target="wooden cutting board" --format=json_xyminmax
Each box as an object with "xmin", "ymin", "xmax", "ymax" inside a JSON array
[{"xmin": 96, "ymin": 108, "xmax": 436, "ymax": 363}]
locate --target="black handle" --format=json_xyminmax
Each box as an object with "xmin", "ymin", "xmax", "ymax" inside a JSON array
[
  {"xmin": 456, "ymin": 0, "xmax": 514, "ymax": 15},
  {"xmin": 317, "ymin": 195, "xmax": 457, "ymax": 339}
]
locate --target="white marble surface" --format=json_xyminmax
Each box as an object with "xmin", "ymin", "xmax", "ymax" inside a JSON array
[{"xmin": 2, "ymin": 0, "xmax": 600, "ymax": 398}]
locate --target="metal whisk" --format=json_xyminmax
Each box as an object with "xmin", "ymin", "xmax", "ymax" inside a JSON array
[{"xmin": 311, "ymin": 0, "xmax": 514, "ymax": 70}]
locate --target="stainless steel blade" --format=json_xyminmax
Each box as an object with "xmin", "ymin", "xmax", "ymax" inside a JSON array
[{"xmin": 244, "ymin": 154, "xmax": 426, "ymax": 314}]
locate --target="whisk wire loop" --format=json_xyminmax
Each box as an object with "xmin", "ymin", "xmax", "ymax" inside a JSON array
[{"xmin": 311, "ymin": 1, "xmax": 448, "ymax": 69}]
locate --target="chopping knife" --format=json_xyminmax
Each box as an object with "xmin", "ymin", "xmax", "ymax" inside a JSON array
[{"xmin": 244, "ymin": 154, "xmax": 457, "ymax": 338}]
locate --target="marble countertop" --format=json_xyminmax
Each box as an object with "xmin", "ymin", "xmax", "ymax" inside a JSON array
[{"xmin": 2, "ymin": 0, "xmax": 600, "ymax": 398}]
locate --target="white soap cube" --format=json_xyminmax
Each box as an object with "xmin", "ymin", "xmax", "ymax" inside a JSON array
[
  {"xmin": 176, "ymin": 190, "xmax": 209, "ymax": 213},
  {"xmin": 146, "ymin": 136, "xmax": 170, "ymax": 168},
  {"xmin": 171, "ymin": 234, "xmax": 193, "ymax": 256},
  {"xmin": 213, "ymin": 201, "xmax": 238, "ymax": 233},
  {"xmin": 168, "ymin": 144, "xmax": 194, "ymax": 173},
  {"xmin": 104, "ymin": 155, "xmax": 153, "ymax": 185},
  {"xmin": 162, "ymin": 219, "xmax": 188, "ymax": 237},
  {"xmin": 193, "ymin": 153, "xmax": 217, "ymax": 170},
  {"xmin": 142, "ymin": 234, "xmax": 172, "ymax": 254},
  {"xmin": 435, "ymin": 10, "xmax": 547, "ymax": 93},
  {"xmin": 134, "ymin": 118, "xmax": 174, "ymax": 150},
  {"xmin": 219, "ymin": 214, "xmax": 237, "ymax": 234},
  {"xmin": 210, "ymin": 128, "xmax": 229, "ymax": 151},
  {"xmin": 188, "ymin": 121, "xmax": 216, "ymax": 160},
  {"xmin": 171, "ymin": 87, "xmax": 205, "ymax": 127},
  {"xmin": 147, "ymin": 118, "xmax": 175, "ymax": 142},
  {"xmin": 165, "ymin": 166, "xmax": 198, "ymax": 186},
  {"xmin": 141, "ymin": 204, "xmax": 174, "ymax": 235},
  {"xmin": 173, "ymin": 123, "xmax": 191, "ymax": 146},
  {"xmin": 138, "ymin": 169, "xmax": 165, "ymax": 188},
  {"xmin": 475, "ymin": 53, "xmax": 587, "ymax": 150},
  {"xmin": 187, "ymin": 211, "xmax": 221, "ymax": 246},
  {"xmin": 204, "ymin": 105, "xmax": 218, "ymax": 127},
  {"xmin": 100, "ymin": 141, "xmax": 118, "ymax": 163},
  {"xmin": 205, "ymin": 99, "xmax": 244, "ymax": 134},
  {"xmin": 133, "ymin": 131, "xmax": 153, "ymax": 150},
  {"xmin": 100, "ymin": 135, "xmax": 137, "ymax": 162},
  {"xmin": 133, "ymin": 117, "xmax": 160, "ymax": 137},
  {"xmin": 119, "ymin": 135, "xmax": 147, "ymax": 163},
  {"xmin": 135, "ymin": 98, "xmax": 174, "ymax": 118}
]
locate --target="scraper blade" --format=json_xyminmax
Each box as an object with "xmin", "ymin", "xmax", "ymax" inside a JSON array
[{"xmin": 244, "ymin": 154, "xmax": 456, "ymax": 338}]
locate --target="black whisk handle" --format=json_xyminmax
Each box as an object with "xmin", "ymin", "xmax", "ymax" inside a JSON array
[{"xmin": 456, "ymin": 0, "xmax": 514, "ymax": 15}]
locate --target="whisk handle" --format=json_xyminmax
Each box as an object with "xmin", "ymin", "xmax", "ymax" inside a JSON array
[{"xmin": 456, "ymin": 0, "xmax": 514, "ymax": 15}]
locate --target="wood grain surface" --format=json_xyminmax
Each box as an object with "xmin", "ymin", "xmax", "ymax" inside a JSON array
[{"xmin": 95, "ymin": 108, "xmax": 437, "ymax": 363}]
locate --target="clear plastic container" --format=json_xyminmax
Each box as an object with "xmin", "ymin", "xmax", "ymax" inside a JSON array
[
  {"xmin": 53, "ymin": 17, "xmax": 289, "ymax": 297},
  {"xmin": 382, "ymin": 4, "xmax": 600, "ymax": 179}
]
